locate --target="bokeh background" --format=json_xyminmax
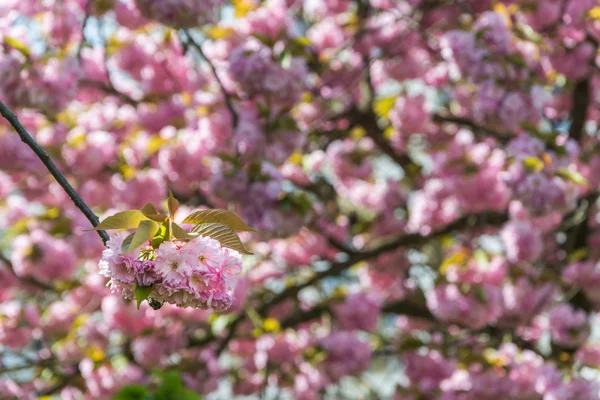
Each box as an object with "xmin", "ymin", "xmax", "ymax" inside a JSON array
[{"xmin": 2, "ymin": 0, "xmax": 600, "ymax": 399}]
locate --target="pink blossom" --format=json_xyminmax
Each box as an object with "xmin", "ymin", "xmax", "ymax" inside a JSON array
[
  {"xmin": 332, "ymin": 292, "xmax": 382, "ymax": 332},
  {"xmin": 319, "ymin": 332, "xmax": 371, "ymax": 382},
  {"xmin": 426, "ymin": 283, "xmax": 503, "ymax": 329},
  {"xmin": 548, "ymin": 304, "xmax": 590, "ymax": 348},
  {"xmin": 500, "ymin": 220, "xmax": 543, "ymax": 263},
  {"xmin": 134, "ymin": 0, "xmax": 224, "ymax": 28},
  {"xmin": 403, "ymin": 350, "xmax": 456, "ymax": 394},
  {"xmin": 11, "ymin": 230, "xmax": 77, "ymax": 283}
]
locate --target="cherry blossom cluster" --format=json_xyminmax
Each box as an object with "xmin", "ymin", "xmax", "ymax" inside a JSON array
[{"xmin": 99, "ymin": 233, "xmax": 242, "ymax": 312}]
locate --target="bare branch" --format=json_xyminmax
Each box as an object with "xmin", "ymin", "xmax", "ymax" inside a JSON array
[
  {"xmin": 180, "ymin": 30, "xmax": 239, "ymax": 129},
  {"xmin": 0, "ymin": 101, "xmax": 109, "ymax": 245},
  {"xmin": 433, "ymin": 113, "xmax": 512, "ymax": 143},
  {"xmin": 79, "ymin": 79, "xmax": 138, "ymax": 106}
]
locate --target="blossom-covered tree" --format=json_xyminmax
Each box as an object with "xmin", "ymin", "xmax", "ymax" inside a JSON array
[{"xmin": 1, "ymin": 0, "xmax": 600, "ymax": 398}]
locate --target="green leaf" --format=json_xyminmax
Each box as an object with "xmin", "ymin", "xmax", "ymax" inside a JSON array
[
  {"xmin": 127, "ymin": 220, "xmax": 160, "ymax": 252},
  {"xmin": 522, "ymin": 156, "xmax": 544, "ymax": 172},
  {"xmin": 191, "ymin": 223, "xmax": 252, "ymax": 254},
  {"xmin": 4, "ymin": 36, "xmax": 30, "ymax": 57},
  {"xmin": 183, "ymin": 209, "xmax": 255, "ymax": 231},
  {"xmin": 589, "ymin": 6, "xmax": 600, "ymax": 19},
  {"xmin": 94, "ymin": 210, "xmax": 149, "ymax": 231},
  {"xmin": 140, "ymin": 203, "xmax": 168, "ymax": 222},
  {"xmin": 171, "ymin": 222, "xmax": 192, "ymax": 239},
  {"xmin": 473, "ymin": 249, "xmax": 489, "ymax": 267},
  {"xmin": 168, "ymin": 191, "xmax": 179, "ymax": 218},
  {"xmin": 151, "ymin": 224, "xmax": 167, "ymax": 249},
  {"xmin": 373, "ymin": 96, "xmax": 397, "ymax": 118},
  {"xmin": 135, "ymin": 284, "xmax": 154, "ymax": 310},
  {"xmin": 121, "ymin": 233, "xmax": 135, "ymax": 253},
  {"xmin": 555, "ymin": 167, "xmax": 588, "ymax": 185},
  {"xmin": 439, "ymin": 248, "xmax": 470, "ymax": 275},
  {"xmin": 112, "ymin": 384, "xmax": 152, "ymax": 400},
  {"xmin": 474, "ymin": 286, "xmax": 488, "ymax": 304}
]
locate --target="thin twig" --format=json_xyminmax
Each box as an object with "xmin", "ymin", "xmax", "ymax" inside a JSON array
[
  {"xmin": 208, "ymin": 211, "xmax": 508, "ymax": 351},
  {"xmin": 180, "ymin": 30, "xmax": 239, "ymax": 129},
  {"xmin": 79, "ymin": 79, "xmax": 138, "ymax": 106},
  {"xmin": 433, "ymin": 114, "xmax": 512, "ymax": 143},
  {"xmin": 258, "ymin": 211, "xmax": 507, "ymax": 315},
  {"xmin": 0, "ymin": 101, "xmax": 109, "ymax": 245},
  {"xmin": 76, "ymin": 0, "xmax": 92, "ymax": 61}
]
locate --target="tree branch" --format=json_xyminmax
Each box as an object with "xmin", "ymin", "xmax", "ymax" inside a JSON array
[
  {"xmin": 260, "ymin": 211, "xmax": 507, "ymax": 315},
  {"xmin": 79, "ymin": 79, "xmax": 138, "ymax": 106},
  {"xmin": 567, "ymin": 35, "xmax": 597, "ymax": 141},
  {"xmin": 0, "ymin": 101, "xmax": 109, "ymax": 245},
  {"xmin": 206, "ymin": 211, "xmax": 508, "ymax": 353},
  {"xmin": 180, "ymin": 30, "xmax": 239, "ymax": 129},
  {"xmin": 433, "ymin": 113, "xmax": 511, "ymax": 143},
  {"xmin": 568, "ymin": 77, "xmax": 590, "ymax": 141}
]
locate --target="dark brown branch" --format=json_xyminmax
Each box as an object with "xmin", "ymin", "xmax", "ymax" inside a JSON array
[
  {"xmin": 568, "ymin": 77, "xmax": 590, "ymax": 141},
  {"xmin": 279, "ymin": 298, "xmax": 433, "ymax": 330},
  {"xmin": 202, "ymin": 212, "xmax": 507, "ymax": 352},
  {"xmin": 180, "ymin": 30, "xmax": 239, "ymax": 129},
  {"xmin": 433, "ymin": 114, "xmax": 511, "ymax": 143},
  {"xmin": 359, "ymin": 109, "xmax": 414, "ymax": 169},
  {"xmin": 0, "ymin": 101, "xmax": 109, "ymax": 245},
  {"xmin": 75, "ymin": 0, "xmax": 92, "ymax": 61},
  {"xmin": 259, "ymin": 211, "xmax": 507, "ymax": 315},
  {"xmin": 568, "ymin": 35, "xmax": 597, "ymax": 141},
  {"xmin": 79, "ymin": 79, "xmax": 138, "ymax": 106}
]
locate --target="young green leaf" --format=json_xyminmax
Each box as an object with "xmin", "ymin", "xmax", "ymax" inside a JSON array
[
  {"xmin": 522, "ymin": 156, "xmax": 544, "ymax": 173},
  {"xmin": 135, "ymin": 284, "xmax": 154, "ymax": 310},
  {"xmin": 555, "ymin": 167, "xmax": 588, "ymax": 185},
  {"xmin": 191, "ymin": 223, "xmax": 253, "ymax": 254},
  {"xmin": 172, "ymin": 222, "xmax": 193, "ymax": 239},
  {"xmin": 93, "ymin": 210, "xmax": 149, "ymax": 231},
  {"xmin": 121, "ymin": 233, "xmax": 135, "ymax": 253},
  {"xmin": 168, "ymin": 191, "xmax": 179, "ymax": 218},
  {"xmin": 126, "ymin": 220, "xmax": 160, "ymax": 252},
  {"xmin": 183, "ymin": 209, "xmax": 256, "ymax": 231},
  {"xmin": 151, "ymin": 224, "xmax": 167, "ymax": 249},
  {"xmin": 140, "ymin": 203, "xmax": 168, "ymax": 222}
]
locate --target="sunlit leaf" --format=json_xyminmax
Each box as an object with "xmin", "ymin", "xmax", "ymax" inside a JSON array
[
  {"xmin": 191, "ymin": 223, "xmax": 252, "ymax": 254},
  {"xmin": 183, "ymin": 209, "xmax": 255, "ymax": 231},
  {"xmin": 205, "ymin": 26, "xmax": 236, "ymax": 40},
  {"xmin": 4, "ymin": 36, "xmax": 30, "ymax": 57},
  {"xmin": 522, "ymin": 156, "xmax": 544, "ymax": 172},
  {"xmin": 127, "ymin": 220, "xmax": 160, "ymax": 252},
  {"xmin": 439, "ymin": 248, "xmax": 470, "ymax": 275},
  {"xmin": 147, "ymin": 136, "xmax": 168, "ymax": 155},
  {"xmin": 171, "ymin": 222, "xmax": 193, "ymax": 239},
  {"xmin": 121, "ymin": 233, "xmax": 135, "ymax": 253},
  {"xmin": 373, "ymin": 96, "xmax": 396, "ymax": 118},
  {"xmin": 232, "ymin": 0, "xmax": 258, "ymax": 17},
  {"xmin": 135, "ymin": 284, "xmax": 153, "ymax": 310},
  {"xmin": 263, "ymin": 318, "xmax": 280, "ymax": 333},
  {"xmin": 93, "ymin": 210, "xmax": 149, "ymax": 230},
  {"xmin": 140, "ymin": 203, "xmax": 167, "ymax": 222},
  {"xmin": 555, "ymin": 167, "xmax": 588, "ymax": 185},
  {"xmin": 151, "ymin": 224, "xmax": 167, "ymax": 249},
  {"xmin": 168, "ymin": 191, "xmax": 179, "ymax": 218},
  {"xmin": 589, "ymin": 6, "xmax": 600, "ymax": 19}
]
